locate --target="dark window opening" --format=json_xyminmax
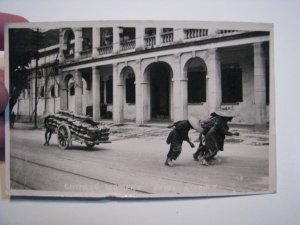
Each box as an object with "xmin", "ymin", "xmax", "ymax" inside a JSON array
[
  {"xmin": 119, "ymin": 27, "xmax": 135, "ymax": 42},
  {"xmin": 145, "ymin": 28, "xmax": 156, "ymax": 37},
  {"xmin": 50, "ymin": 85, "xmax": 55, "ymax": 97},
  {"xmin": 100, "ymin": 28, "xmax": 113, "ymax": 46},
  {"xmin": 162, "ymin": 28, "xmax": 173, "ymax": 33},
  {"xmin": 126, "ymin": 75, "xmax": 135, "ymax": 104},
  {"xmin": 82, "ymin": 28, "xmax": 92, "ymax": 51},
  {"xmin": 66, "ymin": 31, "xmax": 74, "ymax": 56},
  {"xmin": 40, "ymin": 86, "xmax": 45, "ymax": 98},
  {"xmin": 69, "ymin": 83, "xmax": 75, "ymax": 96},
  {"xmin": 221, "ymin": 64, "xmax": 243, "ymax": 103},
  {"xmin": 188, "ymin": 71, "xmax": 206, "ymax": 103},
  {"xmin": 106, "ymin": 79, "xmax": 113, "ymax": 104}
]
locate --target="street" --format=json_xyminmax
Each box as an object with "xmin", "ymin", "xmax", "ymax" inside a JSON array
[{"xmin": 9, "ymin": 122, "xmax": 269, "ymax": 198}]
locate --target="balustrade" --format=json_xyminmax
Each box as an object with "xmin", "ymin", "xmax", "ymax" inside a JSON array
[
  {"xmin": 59, "ymin": 27, "xmax": 248, "ymax": 61},
  {"xmin": 80, "ymin": 49, "xmax": 92, "ymax": 59},
  {"xmin": 184, "ymin": 29, "xmax": 208, "ymax": 39},
  {"xmin": 144, "ymin": 35, "xmax": 156, "ymax": 47},
  {"xmin": 161, "ymin": 31, "xmax": 174, "ymax": 44},
  {"xmin": 217, "ymin": 30, "xmax": 239, "ymax": 34},
  {"xmin": 98, "ymin": 45, "xmax": 113, "ymax": 55},
  {"xmin": 120, "ymin": 39, "xmax": 136, "ymax": 51}
]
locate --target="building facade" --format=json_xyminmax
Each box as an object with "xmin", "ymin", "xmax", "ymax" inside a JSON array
[{"xmin": 14, "ymin": 23, "xmax": 270, "ymax": 125}]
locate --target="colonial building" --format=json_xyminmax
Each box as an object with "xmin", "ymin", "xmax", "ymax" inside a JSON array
[{"xmin": 14, "ymin": 22, "xmax": 270, "ymax": 125}]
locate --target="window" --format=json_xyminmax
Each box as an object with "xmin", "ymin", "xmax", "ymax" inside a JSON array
[
  {"xmin": 40, "ymin": 86, "xmax": 45, "ymax": 98},
  {"xmin": 100, "ymin": 28, "xmax": 113, "ymax": 46},
  {"xmin": 188, "ymin": 71, "xmax": 206, "ymax": 103},
  {"xmin": 106, "ymin": 79, "xmax": 113, "ymax": 104},
  {"xmin": 221, "ymin": 64, "xmax": 243, "ymax": 103},
  {"xmin": 66, "ymin": 32, "xmax": 74, "ymax": 56},
  {"xmin": 69, "ymin": 83, "xmax": 75, "ymax": 96},
  {"xmin": 126, "ymin": 76, "xmax": 135, "ymax": 104},
  {"xmin": 82, "ymin": 28, "xmax": 92, "ymax": 51},
  {"xmin": 119, "ymin": 27, "xmax": 135, "ymax": 42},
  {"xmin": 50, "ymin": 85, "xmax": 55, "ymax": 97},
  {"xmin": 162, "ymin": 28, "xmax": 173, "ymax": 33},
  {"xmin": 145, "ymin": 28, "xmax": 156, "ymax": 37}
]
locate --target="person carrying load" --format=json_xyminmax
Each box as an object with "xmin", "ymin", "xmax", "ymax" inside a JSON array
[{"xmin": 193, "ymin": 110, "xmax": 239, "ymax": 165}]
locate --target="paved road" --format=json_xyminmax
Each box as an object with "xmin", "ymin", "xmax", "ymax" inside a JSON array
[{"xmin": 9, "ymin": 123, "xmax": 269, "ymax": 198}]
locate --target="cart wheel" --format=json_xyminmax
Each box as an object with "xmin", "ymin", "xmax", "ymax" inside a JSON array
[
  {"xmin": 84, "ymin": 140, "xmax": 95, "ymax": 149},
  {"xmin": 57, "ymin": 123, "xmax": 71, "ymax": 150}
]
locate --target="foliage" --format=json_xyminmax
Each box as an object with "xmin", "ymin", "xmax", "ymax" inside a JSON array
[{"xmin": 9, "ymin": 28, "xmax": 59, "ymax": 113}]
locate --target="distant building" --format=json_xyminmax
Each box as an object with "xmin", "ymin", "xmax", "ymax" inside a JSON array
[{"xmin": 14, "ymin": 22, "xmax": 270, "ymax": 125}]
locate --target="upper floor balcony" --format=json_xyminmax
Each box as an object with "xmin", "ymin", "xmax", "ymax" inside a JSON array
[{"xmin": 46, "ymin": 26, "xmax": 253, "ymax": 65}]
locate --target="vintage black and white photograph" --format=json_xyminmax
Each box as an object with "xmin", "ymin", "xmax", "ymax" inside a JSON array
[{"xmin": 5, "ymin": 20, "xmax": 275, "ymax": 198}]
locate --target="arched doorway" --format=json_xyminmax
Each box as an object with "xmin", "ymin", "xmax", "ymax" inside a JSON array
[
  {"xmin": 119, "ymin": 66, "xmax": 136, "ymax": 121},
  {"xmin": 183, "ymin": 57, "xmax": 208, "ymax": 118},
  {"xmin": 145, "ymin": 62, "xmax": 173, "ymax": 121},
  {"xmin": 63, "ymin": 74, "xmax": 75, "ymax": 112}
]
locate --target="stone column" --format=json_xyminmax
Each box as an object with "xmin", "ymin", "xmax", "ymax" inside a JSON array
[
  {"xmin": 135, "ymin": 26, "xmax": 144, "ymax": 51},
  {"xmin": 92, "ymin": 66, "xmax": 101, "ymax": 121},
  {"xmin": 155, "ymin": 28, "xmax": 163, "ymax": 47},
  {"xmin": 134, "ymin": 60, "xmax": 143, "ymax": 125},
  {"xmin": 174, "ymin": 27, "xmax": 184, "ymax": 44},
  {"xmin": 59, "ymin": 73, "xmax": 68, "ymax": 111},
  {"xmin": 207, "ymin": 48, "xmax": 222, "ymax": 114},
  {"xmin": 116, "ymin": 64, "xmax": 125, "ymax": 123},
  {"xmin": 58, "ymin": 28, "xmax": 65, "ymax": 62},
  {"xmin": 29, "ymin": 76, "xmax": 34, "ymax": 121},
  {"xmin": 173, "ymin": 54, "xmax": 182, "ymax": 121},
  {"xmin": 74, "ymin": 28, "xmax": 83, "ymax": 60},
  {"xmin": 43, "ymin": 69, "xmax": 49, "ymax": 115},
  {"xmin": 74, "ymin": 70, "xmax": 83, "ymax": 114},
  {"xmin": 113, "ymin": 26, "xmax": 120, "ymax": 54},
  {"xmin": 92, "ymin": 27, "xmax": 100, "ymax": 57},
  {"xmin": 112, "ymin": 64, "xmax": 120, "ymax": 124},
  {"xmin": 180, "ymin": 77, "xmax": 188, "ymax": 120},
  {"xmin": 253, "ymin": 42, "xmax": 267, "ymax": 125}
]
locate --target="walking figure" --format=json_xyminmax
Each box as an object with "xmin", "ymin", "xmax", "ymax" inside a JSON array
[
  {"xmin": 44, "ymin": 114, "xmax": 54, "ymax": 146},
  {"xmin": 165, "ymin": 120, "xmax": 195, "ymax": 167}
]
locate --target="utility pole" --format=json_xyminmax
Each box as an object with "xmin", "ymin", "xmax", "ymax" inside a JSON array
[{"xmin": 34, "ymin": 28, "xmax": 39, "ymax": 128}]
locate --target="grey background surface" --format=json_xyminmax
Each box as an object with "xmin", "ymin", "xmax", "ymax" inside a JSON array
[{"xmin": 0, "ymin": 0, "xmax": 299, "ymax": 224}]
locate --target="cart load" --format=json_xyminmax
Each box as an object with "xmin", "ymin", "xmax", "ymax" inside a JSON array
[{"xmin": 44, "ymin": 110, "xmax": 111, "ymax": 149}]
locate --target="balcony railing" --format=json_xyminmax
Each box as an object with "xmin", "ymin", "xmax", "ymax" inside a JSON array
[
  {"xmin": 56, "ymin": 28, "xmax": 250, "ymax": 63},
  {"xmin": 184, "ymin": 29, "xmax": 208, "ymax": 39},
  {"xmin": 144, "ymin": 35, "xmax": 156, "ymax": 47},
  {"xmin": 120, "ymin": 39, "xmax": 136, "ymax": 51},
  {"xmin": 161, "ymin": 31, "xmax": 173, "ymax": 44},
  {"xmin": 217, "ymin": 29, "xmax": 240, "ymax": 34},
  {"xmin": 98, "ymin": 45, "xmax": 113, "ymax": 55},
  {"xmin": 80, "ymin": 49, "xmax": 92, "ymax": 59}
]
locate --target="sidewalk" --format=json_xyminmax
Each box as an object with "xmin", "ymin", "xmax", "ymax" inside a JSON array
[{"xmin": 11, "ymin": 121, "xmax": 269, "ymax": 146}]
